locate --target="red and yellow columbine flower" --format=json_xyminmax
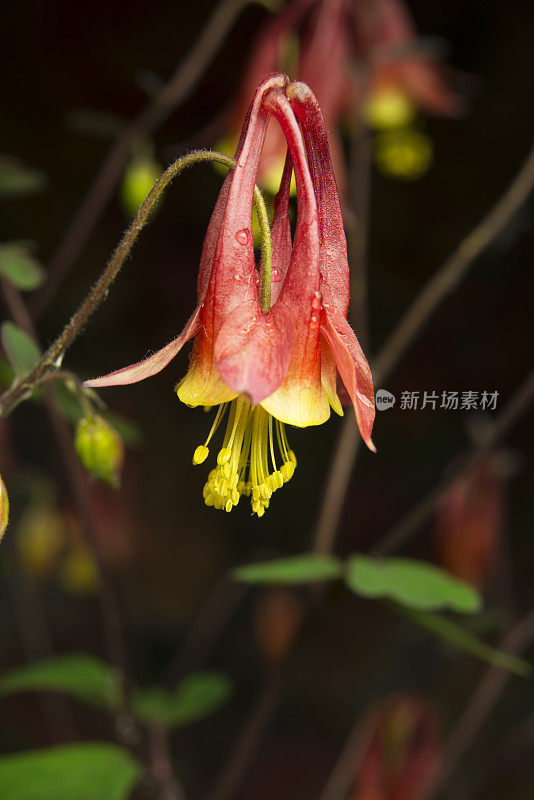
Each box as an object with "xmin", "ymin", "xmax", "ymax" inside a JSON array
[{"xmin": 85, "ymin": 74, "xmax": 375, "ymax": 516}]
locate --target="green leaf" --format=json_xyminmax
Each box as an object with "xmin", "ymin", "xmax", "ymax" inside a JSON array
[
  {"xmin": 0, "ymin": 155, "xmax": 46, "ymax": 198},
  {"xmin": 0, "ymin": 743, "xmax": 142, "ymax": 800},
  {"xmin": 133, "ymin": 671, "xmax": 232, "ymax": 728},
  {"xmin": 0, "ymin": 243, "xmax": 45, "ymax": 290},
  {"xmin": 402, "ymin": 607, "xmax": 531, "ymax": 677},
  {"xmin": 0, "ymin": 358, "xmax": 15, "ymax": 388},
  {"xmin": 234, "ymin": 554, "xmax": 343, "ymax": 584},
  {"xmin": 0, "ymin": 322, "xmax": 41, "ymax": 376},
  {"xmin": 0, "ymin": 655, "xmax": 120, "ymax": 708},
  {"xmin": 346, "ymin": 555, "xmax": 481, "ymax": 613}
]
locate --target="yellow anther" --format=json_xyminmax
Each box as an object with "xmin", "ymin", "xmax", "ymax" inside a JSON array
[
  {"xmin": 193, "ymin": 445, "xmax": 209, "ymax": 465},
  {"xmin": 281, "ymin": 460, "xmax": 296, "ymax": 482},
  {"xmin": 194, "ymin": 397, "xmax": 297, "ymax": 516},
  {"xmin": 272, "ymin": 471, "xmax": 284, "ymax": 490},
  {"xmin": 260, "ymin": 483, "xmax": 272, "ymax": 501},
  {"xmin": 217, "ymin": 447, "xmax": 231, "ymax": 465}
]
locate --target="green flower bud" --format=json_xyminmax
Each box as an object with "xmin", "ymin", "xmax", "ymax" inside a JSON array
[
  {"xmin": 74, "ymin": 416, "xmax": 124, "ymax": 488},
  {"xmin": 0, "ymin": 475, "xmax": 9, "ymax": 540}
]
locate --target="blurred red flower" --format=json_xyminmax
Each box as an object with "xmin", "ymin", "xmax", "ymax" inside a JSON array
[{"xmin": 351, "ymin": 695, "xmax": 441, "ymax": 800}]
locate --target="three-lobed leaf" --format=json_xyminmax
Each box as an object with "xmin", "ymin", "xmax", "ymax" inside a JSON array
[
  {"xmin": 346, "ymin": 554, "xmax": 481, "ymax": 613},
  {"xmin": 0, "ymin": 322, "xmax": 41, "ymax": 376},
  {"xmin": 133, "ymin": 671, "xmax": 232, "ymax": 728},
  {"xmin": 0, "ymin": 654, "xmax": 120, "ymax": 708},
  {"xmin": 0, "ymin": 743, "xmax": 142, "ymax": 800},
  {"xmin": 234, "ymin": 554, "xmax": 343, "ymax": 584}
]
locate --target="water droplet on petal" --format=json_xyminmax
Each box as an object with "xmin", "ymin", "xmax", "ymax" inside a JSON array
[
  {"xmin": 309, "ymin": 313, "xmax": 320, "ymax": 330},
  {"xmin": 272, "ymin": 268, "xmax": 282, "ymax": 282},
  {"xmin": 234, "ymin": 273, "xmax": 242, "ymax": 282},
  {"xmin": 311, "ymin": 290, "xmax": 322, "ymax": 310},
  {"xmin": 235, "ymin": 228, "xmax": 250, "ymax": 246}
]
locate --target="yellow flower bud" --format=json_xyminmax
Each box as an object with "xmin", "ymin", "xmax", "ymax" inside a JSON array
[
  {"xmin": 120, "ymin": 153, "xmax": 161, "ymax": 218},
  {"xmin": 17, "ymin": 504, "xmax": 65, "ymax": 577},
  {"xmin": 364, "ymin": 88, "xmax": 416, "ymax": 130},
  {"xmin": 74, "ymin": 416, "xmax": 124, "ymax": 488},
  {"xmin": 0, "ymin": 475, "xmax": 9, "ymax": 541},
  {"xmin": 374, "ymin": 128, "xmax": 433, "ymax": 180},
  {"xmin": 59, "ymin": 546, "xmax": 98, "ymax": 595}
]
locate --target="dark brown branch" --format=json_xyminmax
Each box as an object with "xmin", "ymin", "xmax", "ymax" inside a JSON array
[
  {"xmin": 374, "ymin": 367, "xmax": 534, "ymax": 556},
  {"xmin": 418, "ymin": 607, "xmax": 534, "ymax": 800},
  {"xmin": 207, "ymin": 662, "xmax": 289, "ymax": 800},
  {"xmin": 311, "ymin": 140, "xmax": 534, "ymax": 559}
]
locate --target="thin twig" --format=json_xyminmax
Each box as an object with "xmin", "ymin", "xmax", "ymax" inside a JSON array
[
  {"xmin": 163, "ymin": 576, "xmax": 247, "ymax": 688},
  {"xmin": 373, "ymin": 141, "xmax": 534, "ymax": 387},
  {"xmin": 312, "ymin": 140, "xmax": 534, "ymax": 559},
  {"xmin": 31, "ymin": 0, "xmax": 259, "ymax": 319},
  {"xmin": 317, "ymin": 716, "xmax": 372, "ymax": 800},
  {"xmin": 207, "ymin": 661, "xmax": 289, "ymax": 800},
  {"xmin": 148, "ymin": 724, "xmax": 186, "ymax": 800},
  {"xmin": 418, "ymin": 607, "xmax": 534, "ymax": 800},
  {"xmin": 374, "ymin": 367, "xmax": 534, "ymax": 556}
]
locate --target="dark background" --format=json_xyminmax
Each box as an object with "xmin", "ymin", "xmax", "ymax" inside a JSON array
[{"xmin": 1, "ymin": 1, "xmax": 534, "ymax": 798}]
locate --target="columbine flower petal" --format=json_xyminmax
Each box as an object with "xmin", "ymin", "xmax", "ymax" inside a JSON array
[
  {"xmin": 258, "ymin": 87, "xmax": 331, "ymax": 427},
  {"xmin": 321, "ymin": 314, "xmax": 376, "ymax": 452},
  {"xmin": 287, "ymin": 81, "xmax": 376, "ymax": 448},
  {"xmin": 84, "ymin": 307, "xmax": 201, "ymax": 388}
]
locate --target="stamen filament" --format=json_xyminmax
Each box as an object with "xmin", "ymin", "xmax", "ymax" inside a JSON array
[{"xmin": 193, "ymin": 396, "xmax": 296, "ymax": 516}]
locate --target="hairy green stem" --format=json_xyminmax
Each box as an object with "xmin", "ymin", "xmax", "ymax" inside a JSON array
[{"xmin": 0, "ymin": 149, "xmax": 271, "ymax": 419}]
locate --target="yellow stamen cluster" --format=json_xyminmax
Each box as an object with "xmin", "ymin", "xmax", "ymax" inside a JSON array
[{"xmin": 192, "ymin": 396, "xmax": 296, "ymax": 517}]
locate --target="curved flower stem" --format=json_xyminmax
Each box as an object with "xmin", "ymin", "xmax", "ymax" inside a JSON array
[
  {"xmin": 31, "ymin": 0, "xmax": 263, "ymax": 320},
  {"xmin": 0, "ymin": 150, "xmax": 271, "ymax": 419}
]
